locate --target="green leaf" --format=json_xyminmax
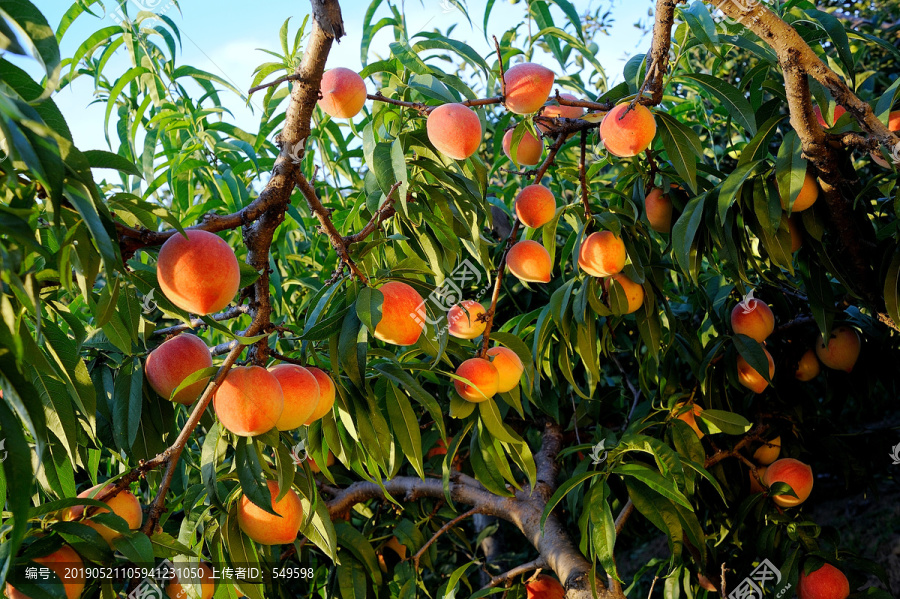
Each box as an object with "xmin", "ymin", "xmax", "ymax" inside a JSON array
[
  {"xmin": 775, "ymin": 131, "xmax": 806, "ymax": 213},
  {"xmin": 540, "ymin": 471, "xmax": 602, "ymax": 529},
  {"xmin": 733, "ymin": 333, "xmax": 772, "ymax": 384},
  {"xmin": 655, "ymin": 112, "xmax": 702, "ymax": 194},
  {"xmin": 356, "ymin": 287, "xmax": 384, "ymax": 332},
  {"xmin": 613, "ymin": 463, "xmax": 692, "ymax": 508},
  {"xmin": 386, "ymin": 383, "xmax": 425, "ymax": 479},
  {"xmin": 884, "ymin": 250, "xmax": 900, "ymax": 328},
  {"xmin": 234, "ymin": 438, "xmax": 277, "ymax": 516},
  {"xmin": 672, "ymin": 192, "xmax": 707, "ymax": 275},
  {"xmin": 82, "ymin": 150, "xmax": 142, "ymax": 178},
  {"xmin": 697, "ymin": 409, "xmax": 752, "ymax": 435},
  {"xmin": 677, "ymin": 74, "xmax": 756, "ymax": 135},
  {"xmin": 590, "ymin": 482, "xmax": 620, "ymax": 582},
  {"xmin": 717, "ymin": 160, "xmax": 765, "ymax": 221},
  {"xmin": 112, "ymin": 532, "xmax": 154, "ymax": 565}
]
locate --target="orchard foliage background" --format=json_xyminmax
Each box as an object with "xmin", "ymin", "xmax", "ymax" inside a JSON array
[{"xmin": 1, "ymin": 0, "xmax": 900, "ymax": 597}]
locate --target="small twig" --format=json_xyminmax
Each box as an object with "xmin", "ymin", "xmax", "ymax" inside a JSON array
[
  {"xmin": 412, "ymin": 506, "xmax": 482, "ymax": 569},
  {"xmin": 268, "ymin": 350, "xmax": 306, "ymax": 366},
  {"xmin": 615, "ymin": 499, "xmax": 634, "ymax": 535},
  {"xmin": 152, "ymin": 304, "xmax": 251, "ymax": 337},
  {"xmin": 485, "ymin": 557, "xmax": 548, "ymax": 589},
  {"xmin": 367, "ymin": 92, "xmax": 431, "ymax": 115},
  {"xmin": 343, "ymin": 181, "xmax": 403, "ymax": 245},
  {"xmin": 554, "ymin": 90, "xmax": 615, "ymax": 111},
  {"xmin": 580, "ymin": 130, "xmax": 591, "ymax": 220},
  {"xmin": 704, "ymin": 424, "xmax": 769, "ymax": 469},
  {"xmin": 611, "ymin": 354, "xmax": 642, "ymax": 429},
  {"xmin": 647, "ymin": 575, "xmax": 660, "ymax": 599},
  {"xmin": 249, "ymin": 73, "xmax": 305, "ymax": 95},
  {"xmin": 493, "ymin": 35, "xmax": 507, "ymax": 102}
]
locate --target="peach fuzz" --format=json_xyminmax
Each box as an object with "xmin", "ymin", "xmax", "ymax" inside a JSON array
[
  {"xmin": 736, "ymin": 349, "xmax": 775, "ymax": 394},
  {"xmin": 599, "ymin": 103, "xmax": 657, "ymax": 157},
  {"xmin": 525, "ymin": 574, "xmax": 566, "ymax": 599},
  {"xmin": 5, "ymin": 545, "xmax": 86, "ymax": 599},
  {"xmin": 503, "ymin": 128, "xmax": 543, "ymax": 165},
  {"xmin": 317, "ymin": 68, "xmax": 367, "ymax": 119},
  {"xmin": 674, "ymin": 403, "xmax": 704, "ymax": 439},
  {"xmin": 798, "ymin": 563, "xmax": 850, "ymax": 599},
  {"xmin": 515, "ymin": 184, "xmax": 556, "ymax": 228},
  {"xmin": 270, "ymin": 364, "xmax": 320, "ymax": 431},
  {"xmin": 66, "ymin": 484, "xmax": 142, "ymax": 544},
  {"xmin": 603, "ymin": 273, "xmax": 644, "ymax": 314},
  {"xmin": 780, "ymin": 170, "xmax": 819, "ymax": 212},
  {"xmin": 763, "ymin": 457, "xmax": 813, "ymax": 507},
  {"xmin": 213, "ymin": 366, "xmax": 284, "ymax": 437},
  {"xmin": 486, "ymin": 346, "xmax": 524, "ymax": 393},
  {"xmin": 795, "ymin": 349, "xmax": 821, "ymax": 381},
  {"xmin": 813, "ymin": 105, "xmax": 846, "ymax": 128},
  {"xmin": 749, "ymin": 465, "xmax": 768, "ymax": 494},
  {"xmin": 645, "ymin": 187, "xmax": 673, "ymax": 233},
  {"xmin": 145, "ymin": 333, "xmax": 213, "ymax": 405},
  {"xmin": 454, "ymin": 357, "xmax": 499, "ymax": 402},
  {"xmin": 237, "ymin": 480, "xmax": 303, "ymax": 545},
  {"xmin": 507, "ymin": 240, "xmax": 552, "ymax": 283},
  {"xmin": 157, "ymin": 230, "xmax": 240, "ymax": 316},
  {"xmin": 166, "ymin": 563, "xmax": 215, "ymax": 599},
  {"xmin": 448, "ymin": 300, "xmax": 487, "ymax": 339},
  {"xmin": 426, "ymin": 103, "xmax": 482, "ymax": 160},
  {"xmin": 753, "ymin": 436, "xmax": 781, "ymax": 465},
  {"xmin": 815, "ymin": 326, "xmax": 861, "ymax": 372},
  {"xmin": 305, "ymin": 367, "xmax": 336, "ymax": 424},
  {"xmin": 578, "ymin": 231, "xmax": 627, "ymax": 278},
  {"xmin": 503, "ymin": 62, "xmax": 555, "ymax": 114},
  {"xmin": 373, "ymin": 281, "xmax": 426, "ymax": 346},
  {"xmin": 789, "ymin": 215, "xmax": 804, "ymax": 252},
  {"xmin": 731, "ymin": 296, "xmax": 775, "ymax": 342}
]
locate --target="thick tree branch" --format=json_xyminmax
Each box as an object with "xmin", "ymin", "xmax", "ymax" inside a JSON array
[{"xmin": 637, "ymin": 0, "xmax": 679, "ymax": 105}]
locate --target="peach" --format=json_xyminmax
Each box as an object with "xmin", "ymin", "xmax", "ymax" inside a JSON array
[
  {"xmin": 448, "ymin": 300, "xmax": 487, "ymax": 339},
  {"xmin": 507, "ymin": 240, "xmax": 552, "ymax": 283},
  {"xmin": 798, "ymin": 563, "xmax": 850, "ymax": 599},
  {"xmin": 270, "ymin": 364, "xmax": 320, "ymax": 431},
  {"xmin": 736, "ymin": 349, "xmax": 775, "ymax": 394},
  {"xmin": 795, "ymin": 349, "xmax": 821, "ymax": 381},
  {"xmin": 308, "ymin": 451, "xmax": 335, "ymax": 473},
  {"xmin": 599, "ymin": 102, "xmax": 657, "ymax": 157},
  {"xmin": 305, "ymin": 367, "xmax": 336, "ymax": 424},
  {"xmin": 749, "ymin": 465, "xmax": 768, "ymax": 494},
  {"xmin": 515, "ymin": 185, "xmax": 556, "ymax": 228},
  {"xmin": 66, "ymin": 484, "xmax": 142, "ymax": 544},
  {"xmin": 815, "ymin": 326, "xmax": 861, "ymax": 372},
  {"xmin": 813, "ymin": 105, "xmax": 846, "ymax": 128},
  {"xmin": 157, "ymin": 230, "xmax": 241, "ymax": 316},
  {"xmin": 753, "ymin": 436, "xmax": 781, "ymax": 465},
  {"xmin": 731, "ymin": 295, "xmax": 775, "ymax": 342},
  {"xmin": 780, "ymin": 170, "xmax": 819, "ymax": 212},
  {"xmin": 427, "ymin": 103, "xmax": 482, "ymax": 160},
  {"xmin": 525, "ymin": 574, "xmax": 565, "ymax": 599},
  {"xmin": 603, "ymin": 273, "xmax": 644, "ymax": 314},
  {"xmin": 373, "ymin": 281, "xmax": 426, "ymax": 346},
  {"xmin": 166, "ymin": 563, "xmax": 215, "ymax": 599},
  {"xmin": 145, "ymin": 333, "xmax": 213, "ymax": 405},
  {"xmin": 645, "ymin": 187, "xmax": 673, "ymax": 233},
  {"xmin": 426, "ymin": 438, "xmax": 451, "ymax": 459},
  {"xmin": 674, "ymin": 403, "xmax": 704, "ymax": 439},
  {"xmin": 213, "ymin": 366, "xmax": 284, "ymax": 437},
  {"xmin": 764, "ymin": 457, "xmax": 813, "ymax": 507},
  {"xmin": 5, "ymin": 545, "xmax": 85, "ymax": 599},
  {"xmin": 871, "ymin": 111, "xmax": 900, "ymax": 167},
  {"xmin": 486, "ymin": 346, "xmax": 524, "ymax": 393},
  {"xmin": 538, "ymin": 93, "xmax": 584, "ymax": 126},
  {"xmin": 503, "ymin": 63, "xmax": 555, "ymax": 114},
  {"xmin": 578, "ymin": 231, "xmax": 626, "ymax": 278},
  {"xmin": 789, "ymin": 215, "xmax": 803, "ymax": 252},
  {"xmin": 502, "ymin": 128, "xmax": 543, "ymax": 165},
  {"xmin": 237, "ymin": 480, "xmax": 303, "ymax": 545},
  {"xmin": 454, "ymin": 357, "xmax": 499, "ymax": 402},
  {"xmin": 318, "ymin": 68, "xmax": 367, "ymax": 119}
]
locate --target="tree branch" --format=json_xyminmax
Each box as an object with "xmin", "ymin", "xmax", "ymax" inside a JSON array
[
  {"xmin": 412, "ymin": 506, "xmax": 482, "ymax": 569},
  {"xmin": 637, "ymin": 0, "xmax": 679, "ymax": 106},
  {"xmin": 343, "ymin": 181, "xmax": 402, "ymax": 245},
  {"xmin": 152, "ymin": 304, "xmax": 251, "ymax": 337},
  {"xmin": 486, "ymin": 557, "xmax": 548, "ymax": 588}
]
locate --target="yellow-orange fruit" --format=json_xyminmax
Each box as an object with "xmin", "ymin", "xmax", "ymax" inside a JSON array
[
  {"xmin": 603, "ymin": 273, "xmax": 644, "ymax": 314},
  {"xmin": 317, "ymin": 68, "xmax": 367, "ymax": 119},
  {"xmin": 213, "ymin": 366, "xmax": 284, "ymax": 437},
  {"xmin": 166, "ymin": 563, "xmax": 215, "ymax": 599},
  {"xmin": 815, "ymin": 326, "xmax": 861, "ymax": 372},
  {"xmin": 426, "ymin": 103, "xmax": 482, "ymax": 160},
  {"xmin": 454, "ymin": 358, "xmax": 499, "ymax": 402},
  {"xmin": 539, "ymin": 93, "xmax": 584, "ymax": 124},
  {"xmin": 384, "ymin": 536, "xmax": 408, "ymax": 560},
  {"xmin": 813, "ymin": 105, "xmax": 846, "ymax": 128},
  {"xmin": 798, "ymin": 563, "xmax": 850, "ymax": 599},
  {"xmin": 373, "ymin": 281, "xmax": 426, "ymax": 346},
  {"xmin": 788, "ymin": 215, "xmax": 803, "ymax": 252},
  {"xmin": 698, "ymin": 574, "xmax": 718, "ymax": 593},
  {"xmin": 270, "ymin": 364, "xmax": 320, "ymax": 431},
  {"xmin": 645, "ymin": 188, "xmax": 673, "ymax": 233},
  {"xmin": 507, "ymin": 240, "xmax": 552, "ymax": 283},
  {"xmin": 599, "ymin": 103, "xmax": 657, "ymax": 157},
  {"xmin": 304, "ymin": 367, "xmax": 336, "ymax": 424},
  {"xmin": 736, "ymin": 349, "xmax": 775, "ymax": 394},
  {"xmin": 145, "ymin": 334, "xmax": 213, "ymax": 405},
  {"xmin": 731, "ymin": 297, "xmax": 775, "ymax": 342},
  {"xmin": 502, "ymin": 128, "xmax": 543, "ymax": 165},
  {"xmin": 780, "ymin": 170, "xmax": 819, "ymax": 212},
  {"xmin": 447, "ymin": 300, "xmax": 487, "ymax": 339},
  {"xmin": 753, "ymin": 436, "xmax": 781, "ymax": 465},
  {"xmin": 503, "ymin": 63, "xmax": 555, "ymax": 114},
  {"xmin": 486, "ymin": 346, "xmax": 524, "ymax": 393},
  {"xmin": 763, "ymin": 458, "xmax": 813, "ymax": 508},
  {"xmin": 578, "ymin": 231, "xmax": 626, "ymax": 278},
  {"xmin": 5, "ymin": 545, "xmax": 86, "ymax": 599},
  {"xmin": 426, "ymin": 438, "xmax": 451, "ymax": 459},
  {"xmin": 525, "ymin": 574, "xmax": 566, "ymax": 599},
  {"xmin": 749, "ymin": 465, "xmax": 768, "ymax": 494},
  {"xmin": 157, "ymin": 230, "xmax": 240, "ymax": 316},
  {"xmin": 515, "ymin": 184, "xmax": 556, "ymax": 228},
  {"xmin": 872, "ymin": 111, "xmax": 900, "ymax": 167},
  {"xmin": 308, "ymin": 451, "xmax": 335, "ymax": 473},
  {"xmin": 795, "ymin": 349, "xmax": 821, "ymax": 381},
  {"xmin": 66, "ymin": 484, "xmax": 142, "ymax": 544},
  {"xmin": 237, "ymin": 480, "xmax": 303, "ymax": 545},
  {"xmin": 674, "ymin": 403, "xmax": 704, "ymax": 439}
]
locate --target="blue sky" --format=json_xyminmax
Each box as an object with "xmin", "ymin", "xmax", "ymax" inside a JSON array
[{"xmin": 30, "ymin": 0, "xmax": 654, "ymax": 152}]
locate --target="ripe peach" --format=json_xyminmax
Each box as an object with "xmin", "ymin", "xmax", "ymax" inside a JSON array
[
  {"xmin": 753, "ymin": 436, "xmax": 781, "ymax": 465},
  {"xmin": 308, "ymin": 451, "xmax": 335, "ymax": 473},
  {"xmin": 674, "ymin": 403, "xmax": 704, "ymax": 439},
  {"xmin": 502, "ymin": 128, "xmax": 543, "ymax": 165},
  {"xmin": 448, "ymin": 300, "xmax": 487, "ymax": 339},
  {"xmin": 525, "ymin": 574, "xmax": 565, "ymax": 599},
  {"xmin": 372, "ymin": 281, "xmax": 426, "ymax": 346},
  {"xmin": 645, "ymin": 187, "xmax": 673, "ymax": 233},
  {"xmin": 798, "ymin": 563, "xmax": 850, "ymax": 599},
  {"xmin": 305, "ymin": 367, "xmax": 336, "ymax": 424},
  {"xmin": 5, "ymin": 545, "xmax": 86, "ymax": 599},
  {"xmin": 599, "ymin": 102, "xmax": 657, "ymax": 157},
  {"xmin": 764, "ymin": 458, "xmax": 813, "ymax": 508},
  {"xmin": 507, "ymin": 240, "xmax": 552, "ymax": 283},
  {"xmin": 503, "ymin": 63, "xmax": 555, "ymax": 114},
  {"xmin": 427, "ymin": 103, "xmax": 482, "ymax": 160},
  {"xmin": 603, "ymin": 273, "xmax": 644, "ymax": 314},
  {"xmin": 789, "ymin": 215, "xmax": 803, "ymax": 252},
  {"xmin": 578, "ymin": 231, "xmax": 626, "ymax": 278},
  {"xmin": 736, "ymin": 349, "xmax": 775, "ymax": 394},
  {"xmin": 730, "ymin": 296, "xmax": 775, "ymax": 342},
  {"xmin": 749, "ymin": 465, "xmax": 768, "ymax": 494},
  {"xmin": 213, "ymin": 366, "xmax": 284, "ymax": 437},
  {"xmin": 486, "ymin": 346, "xmax": 524, "ymax": 393},
  {"xmin": 813, "ymin": 105, "xmax": 846, "ymax": 128},
  {"xmin": 270, "ymin": 364, "xmax": 320, "ymax": 431},
  {"xmin": 166, "ymin": 563, "xmax": 215, "ymax": 599},
  {"xmin": 795, "ymin": 349, "xmax": 821, "ymax": 381},
  {"xmin": 815, "ymin": 326, "xmax": 861, "ymax": 372},
  {"xmin": 538, "ymin": 93, "xmax": 584, "ymax": 125},
  {"xmin": 780, "ymin": 170, "xmax": 819, "ymax": 212},
  {"xmin": 157, "ymin": 230, "xmax": 241, "ymax": 316},
  {"xmin": 66, "ymin": 484, "xmax": 142, "ymax": 544},
  {"xmin": 426, "ymin": 437, "xmax": 451, "ymax": 459},
  {"xmin": 454, "ymin": 358, "xmax": 499, "ymax": 402},
  {"xmin": 318, "ymin": 68, "xmax": 367, "ymax": 119},
  {"xmin": 515, "ymin": 184, "xmax": 556, "ymax": 228},
  {"xmin": 145, "ymin": 333, "xmax": 213, "ymax": 405},
  {"xmin": 237, "ymin": 480, "xmax": 303, "ymax": 545}
]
